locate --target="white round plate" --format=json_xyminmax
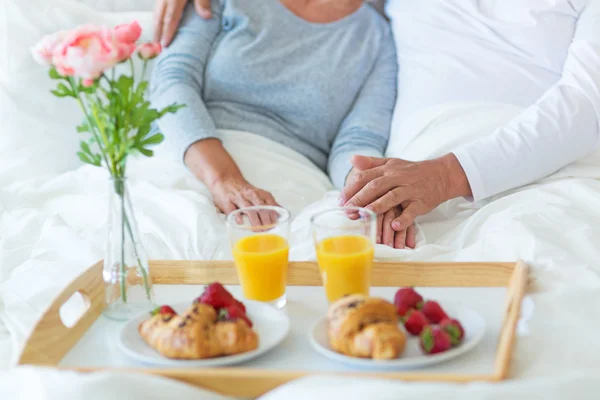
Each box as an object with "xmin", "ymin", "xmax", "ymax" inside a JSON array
[
  {"xmin": 308, "ymin": 302, "xmax": 485, "ymax": 370},
  {"xmin": 118, "ymin": 301, "xmax": 290, "ymax": 367}
]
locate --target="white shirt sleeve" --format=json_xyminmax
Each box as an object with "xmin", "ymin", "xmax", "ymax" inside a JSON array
[{"xmin": 452, "ymin": 0, "xmax": 600, "ymax": 201}]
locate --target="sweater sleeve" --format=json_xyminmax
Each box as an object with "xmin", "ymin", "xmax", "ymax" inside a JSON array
[
  {"xmin": 452, "ymin": 0, "xmax": 600, "ymax": 201},
  {"xmin": 150, "ymin": 2, "xmax": 223, "ymax": 161},
  {"xmin": 327, "ymin": 25, "xmax": 397, "ymax": 189}
]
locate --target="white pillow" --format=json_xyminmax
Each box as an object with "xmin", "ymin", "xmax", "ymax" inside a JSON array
[{"xmin": 0, "ymin": 0, "xmax": 153, "ymax": 185}]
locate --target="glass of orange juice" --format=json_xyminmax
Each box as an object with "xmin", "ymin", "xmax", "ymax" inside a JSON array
[
  {"xmin": 226, "ymin": 206, "xmax": 290, "ymax": 308},
  {"xmin": 311, "ymin": 207, "xmax": 376, "ymax": 302}
]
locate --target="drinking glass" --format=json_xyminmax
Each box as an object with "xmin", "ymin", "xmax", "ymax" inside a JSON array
[
  {"xmin": 226, "ymin": 206, "xmax": 290, "ymax": 308},
  {"xmin": 311, "ymin": 207, "xmax": 376, "ymax": 302}
]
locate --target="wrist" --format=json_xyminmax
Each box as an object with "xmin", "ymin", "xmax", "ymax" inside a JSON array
[
  {"xmin": 184, "ymin": 139, "xmax": 244, "ymax": 189},
  {"xmin": 438, "ymin": 153, "xmax": 472, "ymax": 201}
]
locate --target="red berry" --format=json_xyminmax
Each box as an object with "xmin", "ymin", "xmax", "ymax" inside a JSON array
[
  {"xmin": 420, "ymin": 326, "xmax": 452, "ymax": 354},
  {"xmin": 234, "ymin": 299, "xmax": 246, "ymax": 313},
  {"xmin": 396, "ymin": 302, "xmax": 413, "ymax": 318},
  {"xmin": 197, "ymin": 282, "xmax": 235, "ymax": 309},
  {"xmin": 421, "ymin": 301, "xmax": 448, "ymax": 324},
  {"xmin": 440, "ymin": 318, "xmax": 465, "ymax": 346},
  {"xmin": 218, "ymin": 305, "xmax": 253, "ymax": 328},
  {"xmin": 151, "ymin": 305, "xmax": 176, "ymax": 316},
  {"xmin": 394, "ymin": 288, "xmax": 423, "ymax": 316},
  {"xmin": 403, "ymin": 310, "xmax": 429, "ymax": 336}
]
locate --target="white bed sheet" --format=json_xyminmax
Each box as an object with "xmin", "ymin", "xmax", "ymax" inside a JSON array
[{"xmin": 2, "ymin": 0, "xmax": 600, "ymax": 398}]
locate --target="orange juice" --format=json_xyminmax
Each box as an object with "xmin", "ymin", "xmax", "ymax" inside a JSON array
[
  {"xmin": 316, "ymin": 235, "xmax": 374, "ymax": 302},
  {"xmin": 232, "ymin": 233, "xmax": 289, "ymax": 302}
]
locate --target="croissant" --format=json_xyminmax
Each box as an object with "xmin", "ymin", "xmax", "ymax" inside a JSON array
[
  {"xmin": 328, "ymin": 294, "xmax": 406, "ymax": 360},
  {"xmin": 138, "ymin": 303, "xmax": 259, "ymax": 359}
]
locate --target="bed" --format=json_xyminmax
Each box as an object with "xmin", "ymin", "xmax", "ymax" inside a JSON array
[{"xmin": 2, "ymin": 0, "xmax": 600, "ymax": 398}]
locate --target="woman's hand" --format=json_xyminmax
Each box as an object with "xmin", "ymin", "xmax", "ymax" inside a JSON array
[
  {"xmin": 378, "ymin": 207, "xmax": 416, "ymax": 249},
  {"xmin": 154, "ymin": 0, "xmax": 212, "ymax": 46},
  {"xmin": 211, "ymin": 176, "xmax": 279, "ymax": 215},
  {"xmin": 184, "ymin": 138, "xmax": 279, "ymax": 223}
]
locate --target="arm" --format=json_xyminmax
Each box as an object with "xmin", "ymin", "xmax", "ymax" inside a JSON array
[
  {"xmin": 452, "ymin": 0, "xmax": 600, "ymax": 201},
  {"xmin": 150, "ymin": 3, "xmax": 221, "ymax": 165},
  {"xmin": 151, "ymin": 3, "xmax": 278, "ymax": 214},
  {"xmin": 327, "ymin": 25, "xmax": 397, "ymax": 189}
]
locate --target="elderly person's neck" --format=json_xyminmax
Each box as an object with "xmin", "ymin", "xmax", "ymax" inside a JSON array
[{"xmin": 280, "ymin": 0, "xmax": 364, "ymax": 23}]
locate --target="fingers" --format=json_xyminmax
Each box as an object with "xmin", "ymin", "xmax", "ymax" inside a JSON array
[
  {"xmin": 376, "ymin": 213, "xmax": 383, "ymax": 244},
  {"xmin": 343, "ymin": 174, "xmax": 395, "ymax": 209},
  {"xmin": 406, "ymin": 224, "xmax": 417, "ymax": 249},
  {"xmin": 381, "ymin": 209, "xmax": 397, "ymax": 248},
  {"xmin": 391, "ymin": 204, "xmax": 419, "ymax": 233},
  {"xmin": 394, "ymin": 227, "xmax": 407, "ymax": 249},
  {"xmin": 350, "ymin": 155, "xmax": 387, "ymax": 171},
  {"xmin": 153, "ymin": 0, "xmax": 166, "ymax": 43},
  {"xmin": 194, "ymin": 0, "xmax": 212, "ymax": 18},
  {"xmin": 161, "ymin": 0, "xmax": 186, "ymax": 47},
  {"xmin": 365, "ymin": 187, "xmax": 406, "ymax": 215},
  {"xmin": 339, "ymin": 167, "xmax": 384, "ymax": 206}
]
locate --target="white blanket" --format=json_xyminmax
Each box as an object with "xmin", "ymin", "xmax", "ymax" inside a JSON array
[
  {"xmin": 2, "ymin": 0, "xmax": 600, "ymax": 397},
  {"xmin": 3, "ymin": 102, "xmax": 600, "ymax": 399}
]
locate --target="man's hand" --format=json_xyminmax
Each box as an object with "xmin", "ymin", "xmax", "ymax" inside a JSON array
[
  {"xmin": 340, "ymin": 153, "xmax": 471, "ymax": 234},
  {"xmin": 154, "ymin": 0, "xmax": 212, "ymax": 47},
  {"xmin": 346, "ymin": 168, "xmax": 416, "ymax": 249}
]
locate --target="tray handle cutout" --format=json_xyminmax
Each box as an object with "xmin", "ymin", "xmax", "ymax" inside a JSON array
[{"xmin": 18, "ymin": 261, "xmax": 106, "ymax": 366}]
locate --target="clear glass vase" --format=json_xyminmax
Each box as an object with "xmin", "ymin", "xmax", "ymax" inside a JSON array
[{"xmin": 103, "ymin": 177, "xmax": 155, "ymax": 320}]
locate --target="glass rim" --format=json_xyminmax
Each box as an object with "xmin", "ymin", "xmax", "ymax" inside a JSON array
[
  {"xmin": 310, "ymin": 206, "xmax": 377, "ymax": 229},
  {"xmin": 226, "ymin": 205, "xmax": 291, "ymax": 230}
]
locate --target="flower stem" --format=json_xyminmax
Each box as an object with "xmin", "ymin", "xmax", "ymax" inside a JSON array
[
  {"xmin": 119, "ymin": 185, "xmax": 127, "ymax": 303},
  {"xmin": 123, "ymin": 214, "xmax": 152, "ymax": 301}
]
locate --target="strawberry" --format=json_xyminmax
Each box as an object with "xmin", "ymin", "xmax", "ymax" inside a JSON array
[
  {"xmin": 151, "ymin": 305, "xmax": 176, "ymax": 316},
  {"xmin": 234, "ymin": 299, "xmax": 246, "ymax": 313},
  {"xmin": 421, "ymin": 300, "xmax": 448, "ymax": 324},
  {"xmin": 420, "ymin": 326, "xmax": 452, "ymax": 354},
  {"xmin": 403, "ymin": 310, "xmax": 429, "ymax": 336},
  {"xmin": 440, "ymin": 318, "xmax": 465, "ymax": 346},
  {"xmin": 196, "ymin": 282, "xmax": 235, "ymax": 309},
  {"xmin": 218, "ymin": 305, "xmax": 253, "ymax": 328},
  {"xmin": 396, "ymin": 302, "xmax": 413, "ymax": 318},
  {"xmin": 394, "ymin": 288, "xmax": 423, "ymax": 316}
]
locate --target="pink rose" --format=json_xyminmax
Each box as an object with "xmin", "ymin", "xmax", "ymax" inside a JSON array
[
  {"xmin": 137, "ymin": 42, "xmax": 162, "ymax": 60},
  {"xmin": 52, "ymin": 25, "xmax": 120, "ymax": 80},
  {"xmin": 114, "ymin": 21, "xmax": 142, "ymax": 44},
  {"xmin": 113, "ymin": 22, "xmax": 142, "ymax": 62},
  {"xmin": 31, "ymin": 31, "xmax": 68, "ymax": 65}
]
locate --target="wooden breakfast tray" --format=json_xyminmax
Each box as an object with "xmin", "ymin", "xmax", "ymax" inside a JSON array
[{"xmin": 17, "ymin": 260, "xmax": 528, "ymax": 398}]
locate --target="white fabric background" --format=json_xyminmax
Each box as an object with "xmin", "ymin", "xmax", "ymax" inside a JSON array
[{"xmin": 2, "ymin": 0, "xmax": 600, "ymax": 399}]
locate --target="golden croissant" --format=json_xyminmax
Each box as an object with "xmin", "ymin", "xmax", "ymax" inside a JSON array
[
  {"xmin": 328, "ymin": 294, "xmax": 406, "ymax": 360},
  {"xmin": 138, "ymin": 303, "xmax": 259, "ymax": 359}
]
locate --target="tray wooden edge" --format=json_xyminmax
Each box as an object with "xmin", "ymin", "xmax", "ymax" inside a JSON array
[
  {"xmin": 17, "ymin": 259, "xmax": 528, "ymax": 397},
  {"xmin": 60, "ymin": 367, "xmax": 500, "ymax": 398}
]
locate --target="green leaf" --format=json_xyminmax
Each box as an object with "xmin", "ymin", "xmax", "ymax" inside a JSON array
[
  {"xmin": 77, "ymin": 151, "xmax": 101, "ymax": 166},
  {"xmin": 50, "ymin": 89, "xmax": 70, "ymax": 98},
  {"xmin": 51, "ymin": 83, "xmax": 74, "ymax": 98},
  {"xmin": 80, "ymin": 141, "xmax": 92, "ymax": 155},
  {"xmin": 160, "ymin": 103, "xmax": 186, "ymax": 116},
  {"xmin": 115, "ymin": 75, "xmax": 133, "ymax": 103},
  {"xmin": 76, "ymin": 121, "xmax": 91, "ymax": 133},
  {"xmin": 140, "ymin": 133, "xmax": 164, "ymax": 146},
  {"xmin": 48, "ymin": 67, "xmax": 62, "ymax": 80},
  {"xmin": 138, "ymin": 148, "xmax": 154, "ymax": 157}
]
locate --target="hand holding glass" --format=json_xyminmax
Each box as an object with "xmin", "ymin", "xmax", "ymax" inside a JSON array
[{"xmin": 227, "ymin": 206, "xmax": 290, "ymax": 308}]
